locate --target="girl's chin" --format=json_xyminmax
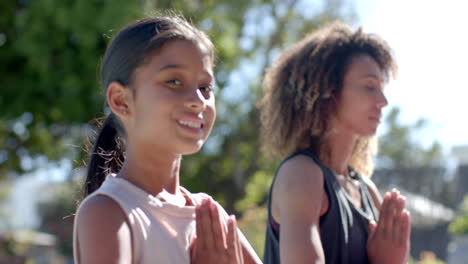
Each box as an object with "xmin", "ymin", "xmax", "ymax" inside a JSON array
[{"xmin": 179, "ymin": 142, "xmax": 205, "ymax": 155}]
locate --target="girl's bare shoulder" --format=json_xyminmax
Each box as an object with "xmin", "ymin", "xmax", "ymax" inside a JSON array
[{"xmin": 75, "ymin": 195, "xmax": 132, "ymax": 263}]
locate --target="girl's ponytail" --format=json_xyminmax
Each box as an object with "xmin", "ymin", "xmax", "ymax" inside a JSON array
[{"xmin": 84, "ymin": 114, "xmax": 125, "ymax": 196}]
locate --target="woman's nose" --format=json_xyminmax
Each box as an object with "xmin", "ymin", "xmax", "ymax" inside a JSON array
[{"xmin": 376, "ymin": 91, "xmax": 388, "ymax": 108}]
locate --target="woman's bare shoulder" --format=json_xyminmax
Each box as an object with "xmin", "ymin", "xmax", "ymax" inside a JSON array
[
  {"xmin": 273, "ymin": 154, "xmax": 325, "ymax": 212},
  {"xmin": 276, "ymin": 154, "xmax": 324, "ymax": 190}
]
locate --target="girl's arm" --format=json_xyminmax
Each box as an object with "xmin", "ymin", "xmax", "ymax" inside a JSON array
[
  {"xmin": 75, "ymin": 195, "xmax": 132, "ymax": 264},
  {"xmin": 274, "ymin": 155, "xmax": 326, "ymax": 264}
]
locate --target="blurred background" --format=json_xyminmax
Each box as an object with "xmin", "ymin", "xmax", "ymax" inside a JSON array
[{"xmin": 1, "ymin": 0, "xmax": 467, "ymax": 263}]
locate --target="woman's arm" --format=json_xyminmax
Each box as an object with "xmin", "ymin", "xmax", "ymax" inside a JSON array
[
  {"xmin": 274, "ymin": 155, "xmax": 326, "ymax": 264},
  {"xmin": 75, "ymin": 195, "xmax": 132, "ymax": 264}
]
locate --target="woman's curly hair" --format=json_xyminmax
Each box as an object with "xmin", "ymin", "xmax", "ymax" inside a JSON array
[{"xmin": 258, "ymin": 21, "xmax": 397, "ymax": 176}]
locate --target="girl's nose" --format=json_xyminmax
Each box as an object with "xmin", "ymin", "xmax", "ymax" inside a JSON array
[{"xmin": 185, "ymin": 88, "xmax": 206, "ymax": 111}]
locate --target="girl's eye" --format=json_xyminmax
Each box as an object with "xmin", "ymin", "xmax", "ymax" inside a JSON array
[
  {"xmin": 199, "ymin": 85, "xmax": 214, "ymax": 93},
  {"xmin": 167, "ymin": 79, "xmax": 182, "ymax": 86}
]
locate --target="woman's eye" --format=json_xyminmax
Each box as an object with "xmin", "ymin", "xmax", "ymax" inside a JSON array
[{"xmin": 366, "ymin": 85, "xmax": 377, "ymax": 92}]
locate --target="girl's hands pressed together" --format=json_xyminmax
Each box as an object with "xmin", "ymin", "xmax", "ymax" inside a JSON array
[
  {"xmin": 191, "ymin": 198, "xmax": 244, "ymax": 264},
  {"xmin": 367, "ymin": 189, "xmax": 411, "ymax": 264}
]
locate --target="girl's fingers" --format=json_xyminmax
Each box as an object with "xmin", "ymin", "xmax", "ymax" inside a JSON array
[
  {"xmin": 232, "ymin": 216, "xmax": 243, "ymax": 262},
  {"xmin": 195, "ymin": 202, "xmax": 204, "ymax": 248},
  {"xmin": 196, "ymin": 199, "xmax": 212, "ymax": 249},
  {"xmin": 227, "ymin": 215, "xmax": 239, "ymax": 263},
  {"xmin": 208, "ymin": 199, "xmax": 226, "ymax": 251},
  {"xmin": 190, "ymin": 236, "xmax": 198, "ymax": 259}
]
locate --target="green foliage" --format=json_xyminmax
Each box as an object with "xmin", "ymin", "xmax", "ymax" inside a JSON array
[
  {"xmin": 0, "ymin": 180, "xmax": 12, "ymax": 228},
  {"xmin": 235, "ymin": 170, "xmax": 272, "ymax": 212},
  {"xmin": 0, "ymin": 232, "xmax": 34, "ymax": 263},
  {"xmin": 415, "ymin": 251, "xmax": 446, "ymax": 264},
  {"xmin": 378, "ymin": 107, "xmax": 444, "ymax": 168},
  {"xmin": 0, "ymin": 0, "xmax": 143, "ymax": 176},
  {"xmin": 237, "ymin": 205, "xmax": 268, "ymax": 257},
  {"xmin": 449, "ymin": 195, "xmax": 468, "ymax": 234}
]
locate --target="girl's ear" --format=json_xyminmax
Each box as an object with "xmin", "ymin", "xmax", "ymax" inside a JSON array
[{"xmin": 106, "ymin": 81, "xmax": 134, "ymax": 120}]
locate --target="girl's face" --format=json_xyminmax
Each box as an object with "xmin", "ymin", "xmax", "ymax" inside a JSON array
[
  {"xmin": 122, "ymin": 40, "xmax": 216, "ymax": 156},
  {"xmin": 332, "ymin": 54, "xmax": 388, "ymax": 137}
]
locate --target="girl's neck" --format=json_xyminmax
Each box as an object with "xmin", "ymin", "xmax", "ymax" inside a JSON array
[
  {"xmin": 320, "ymin": 128, "xmax": 357, "ymax": 177},
  {"xmin": 117, "ymin": 147, "xmax": 182, "ymax": 196}
]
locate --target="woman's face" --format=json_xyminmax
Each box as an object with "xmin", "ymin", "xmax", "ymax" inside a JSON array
[
  {"xmin": 332, "ymin": 54, "xmax": 388, "ymax": 137},
  {"xmin": 123, "ymin": 40, "xmax": 216, "ymax": 156}
]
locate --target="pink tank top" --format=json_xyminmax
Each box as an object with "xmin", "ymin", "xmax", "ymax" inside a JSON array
[{"xmin": 73, "ymin": 175, "xmax": 210, "ymax": 264}]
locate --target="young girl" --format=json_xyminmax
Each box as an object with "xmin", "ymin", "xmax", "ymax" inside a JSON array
[
  {"xmin": 259, "ymin": 22, "xmax": 411, "ymax": 264},
  {"xmin": 73, "ymin": 16, "xmax": 262, "ymax": 264}
]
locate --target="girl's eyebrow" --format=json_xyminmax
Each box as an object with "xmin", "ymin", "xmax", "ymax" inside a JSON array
[
  {"xmin": 157, "ymin": 63, "xmax": 214, "ymax": 80},
  {"xmin": 157, "ymin": 63, "xmax": 185, "ymax": 72}
]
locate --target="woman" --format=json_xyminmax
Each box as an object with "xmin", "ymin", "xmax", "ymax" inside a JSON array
[{"xmin": 259, "ymin": 22, "xmax": 410, "ymax": 264}]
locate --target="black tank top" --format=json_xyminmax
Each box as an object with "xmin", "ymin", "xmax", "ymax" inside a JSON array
[{"xmin": 263, "ymin": 150, "xmax": 378, "ymax": 264}]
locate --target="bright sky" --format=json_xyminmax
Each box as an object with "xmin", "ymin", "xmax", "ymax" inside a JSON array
[{"xmin": 355, "ymin": 0, "xmax": 468, "ymax": 152}]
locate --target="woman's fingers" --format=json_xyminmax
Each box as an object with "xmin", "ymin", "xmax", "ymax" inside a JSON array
[
  {"xmin": 385, "ymin": 191, "xmax": 398, "ymax": 238},
  {"xmin": 368, "ymin": 220, "xmax": 377, "ymax": 241},
  {"xmin": 392, "ymin": 194, "xmax": 406, "ymax": 242},
  {"xmin": 399, "ymin": 209, "xmax": 411, "ymax": 247},
  {"xmin": 376, "ymin": 192, "xmax": 391, "ymax": 238}
]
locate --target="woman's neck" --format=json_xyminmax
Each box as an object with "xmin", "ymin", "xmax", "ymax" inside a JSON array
[
  {"xmin": 117, "ymin": 147, "xmax": 182, "ymax": 196},
  {"xmin": 320, "ymin": 128, "xmax": 357, "ymax": 177}
]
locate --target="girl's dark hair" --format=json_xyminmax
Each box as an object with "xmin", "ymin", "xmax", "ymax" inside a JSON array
[
  {"xmin": 84, "ymin": 16, "xmax": 214, "ymax": 196},
  {"xmin": 258, "ymin": 21, "xmax": 396, "ymax": 176}
]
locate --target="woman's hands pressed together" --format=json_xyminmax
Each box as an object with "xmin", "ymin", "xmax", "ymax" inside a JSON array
[{"xmin": 367, "ymin": 189, "xmax": 411, "ymax": 264}]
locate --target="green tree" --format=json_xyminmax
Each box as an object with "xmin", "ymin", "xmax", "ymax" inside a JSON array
[
  {"xmin": 0, "ymin": 0, "xmax": 144, "ymax": 176},
  {"xmin": 449, "ymin": 195, "xmax": 468, "ymax": 234},
  {"xmin": 378, "ymin": 107, "xmax": 444, "ymax": 168}
]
